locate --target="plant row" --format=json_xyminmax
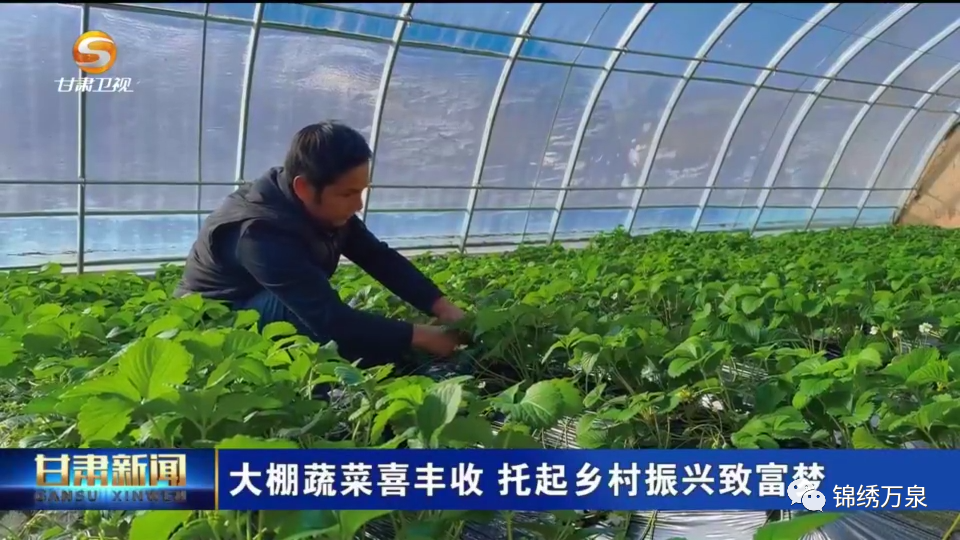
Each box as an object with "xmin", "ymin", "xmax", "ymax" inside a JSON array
[{"xmin": 3, "ymin": 226, "xmax": 959, "ymax": 539}]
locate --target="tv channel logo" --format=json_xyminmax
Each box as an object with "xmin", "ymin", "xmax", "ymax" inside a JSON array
[{"xmin": 73, "ymin": 31, "xmax": 116, "ymax": 75}]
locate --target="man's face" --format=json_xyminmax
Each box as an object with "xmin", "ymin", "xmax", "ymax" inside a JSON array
[{"xmin": 293, "ymin": 162, "xmax": 369, "ymax": 228}]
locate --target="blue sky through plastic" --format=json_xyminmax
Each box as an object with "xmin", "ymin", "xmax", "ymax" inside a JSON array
[{"xmin": 1, "ymin": 3, "xmax": 959, "ymax": 267}]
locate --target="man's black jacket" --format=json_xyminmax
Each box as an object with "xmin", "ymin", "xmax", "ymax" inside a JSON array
[{"xmin": 175, "ymin": 167, "xmax": 444, "ymax": 356}]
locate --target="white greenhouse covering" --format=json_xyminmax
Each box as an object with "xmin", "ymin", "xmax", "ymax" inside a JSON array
[{"xmin": 3, "ymin": 3, "xmax": 960, "ymax": 271}]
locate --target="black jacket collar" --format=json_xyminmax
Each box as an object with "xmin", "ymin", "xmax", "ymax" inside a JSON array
[{"xmin": 262, "ymin": 167, "xmax": 339, "ymax": 237}]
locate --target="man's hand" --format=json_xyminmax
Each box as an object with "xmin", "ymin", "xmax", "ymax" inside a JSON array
[
  {"xmin": 411, "ymin": 324, "xmax": 462, "ymax": 357},
  {"xmin": 431, "ymin": 296, "xmax": 466, "ymax": 324}
]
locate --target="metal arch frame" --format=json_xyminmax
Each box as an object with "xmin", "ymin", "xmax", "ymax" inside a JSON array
[
  {"xmin": 67, "ymin": 2, "xmax": 960, "ymax": 104},
  {"xmin": 545, "ymin": 4, "xmax": 655, "ymax": 244},
  {"xmin": 76, "ymin": 3, "xmax": 91, "ymax": 273},
  {"xmin": 747, "ymin": 3, "xmax": 918, "ymax": 234},
  {"xmin": 458, "ymin": 4, "xmax": 543, "ymax": 252},
  {"xmin": 233, "ymin": 3, "xmax": 265, "ymax": 186},
  {"xmin": 802, "ymin": 17, "xmax": 960, "ymax": 230},
  {"xmin": 689, "ymin": 3, "xmax": 839, "ymax": 233},
  {"xmin": 196, "ymin": 3, "xmax": 211, "ymax": 231},
  {"xmin": 851, "ymin": 64, "xmax": 960, "ymax": 225},
  {"xmin": 624, "ymin": 3, "xmax": 750, "ymax": 233},
  {"xmin": 515, "ymin": 4, "xmax": 614, "ymax": 245},
  {"xmin": 361, "ymin": 3, "xmax": 414, "ymax": 223}
]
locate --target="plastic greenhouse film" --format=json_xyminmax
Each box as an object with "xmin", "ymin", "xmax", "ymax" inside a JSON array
[
  {"xmin": 622, "ymin": 511, "xmax": 770, "ymax": 539},
  {"xmin": 802, "ymin": 512, "xmax": 959, "ymax": 540},
  {"xmin": 610, "ymin": 510, "xmax": 958, "ymax": 540}
]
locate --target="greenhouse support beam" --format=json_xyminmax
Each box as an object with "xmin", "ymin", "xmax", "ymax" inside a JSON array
[
  {"xmin": 625, "ymin": 3, "xmax": 750, "ymax": 233},
  {"xmin": 0, "ymin": 234, "xmax": 605, "ymax": 273},
  {"xmin": 77, "ymin": 2, "xmax": 960, "ymax": 103},
  {"xmin": 459, "ymin": 4, "xmax": 543, "ymax": 252},
  {"xmin": 749, "ymin": 3, "xmax": 918, "ymax": 234},
  {"xmin": 690, "ymin": 3, "xmax": 839, "ymax": 233},
  {"xmin": 517, "ymin": 35, "xmax": 601, "ymax": 245},
  {"xmin": 13, "ymin": 178, "xmax": 894, "ymax": 190},
  {"xmin": 804, "ymin": 17, "xmax": 960, "ymax": 231},
  {"xmin": 857, "ymin": 64, "xmax": 960, "ymax": 225},
  {"xmin": 233, "ymin": 3, "xmax": 264, "ymax": 187},
  {"xmin": 0, "ymin": 200, "xmax": 901, "ymax": 220},
  {"xmin": 546, "ymin": 5, "xmax": 655, "ymax": 244},
  {"xmin": 297, "ymin": 2, "xmax": 960, "ymax": 99},
  {"xmin": 196, "ymin": 3, "xmax": 210, "ymax": 232},
  {"xmin": 362, "ymin": 3, "xmax": 413, "ymax": 223},
  {"xmin": 76, "ymin": 3, "xmax": 90, "ymax": 274}
]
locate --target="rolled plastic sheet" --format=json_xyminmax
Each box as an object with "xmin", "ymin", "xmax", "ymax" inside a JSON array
[
  {"xmin": 622, "ymin": 511, "xmax": 771, "ymax": 539},
  {"xmin": 611, "ymin": 510, "xmax": 956, "ymax": 540},
  {"xmin": 803, "ymin": 511, "xmax": 957, "ymax": 540}
]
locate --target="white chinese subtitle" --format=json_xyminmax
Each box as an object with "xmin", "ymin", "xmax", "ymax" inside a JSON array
[{"xmin": 225, "ymin": 461, "xmax": 838, "ymax": 501}]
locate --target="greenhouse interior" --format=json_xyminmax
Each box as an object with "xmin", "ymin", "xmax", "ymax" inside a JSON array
[{"xmin": 4, "ymin": 1, "xmax": 960, "ymax": 539}]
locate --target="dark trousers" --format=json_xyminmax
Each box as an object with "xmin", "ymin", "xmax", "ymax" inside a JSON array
[
  {"xmin": 233, "ymin": 289, "xmax": 402, "ymax": 369},
  {"xmin": 232, "ymin": 290, "xmax": 464, "ymax": 399}
]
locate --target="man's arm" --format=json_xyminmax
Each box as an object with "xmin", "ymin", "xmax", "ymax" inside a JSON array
[
  {"xmin": 340, "ymin": 216, "xmax": 451, "ymax": 316},
  {"xmin": 234, "ymin": 221, "xmax": 415, "ymax": 354}
]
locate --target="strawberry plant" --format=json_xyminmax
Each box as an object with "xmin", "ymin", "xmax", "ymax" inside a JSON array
[{"xmin": 1, "ymin": 225, "xmax": 958, "ymax": 539}]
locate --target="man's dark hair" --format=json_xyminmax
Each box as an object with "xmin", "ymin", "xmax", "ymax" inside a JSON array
[{"xmin": 284, "ymin": 121, "xmax": 372, "ymax": 190}]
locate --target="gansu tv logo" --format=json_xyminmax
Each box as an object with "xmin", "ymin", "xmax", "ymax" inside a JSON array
[
  {"xmin": 58, "ymin": 31, "xmax": 134, "ymax": 93},
  {"xmin": 74, "ymin": 30, "xmax": 116, "ymax": 74}
]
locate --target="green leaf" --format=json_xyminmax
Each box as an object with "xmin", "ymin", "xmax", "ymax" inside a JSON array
[
  {"xmin": 77, "ymin": 397, "xmax": 135, "ymax": 443},
  {"xmin": 506, "ymin": 379, "xmax": 582, "ymax": 429},
  {"xmin": 491, "ymin": 427, "xmax": 542, "ymax": 449},
  {"xmin": 760, "ymin": 273, "xmax": 780, "ymax": 289},
  {"xmin": 145, "ymin": 314, "xmax": 185, "ymax": 338},
  {"xmin": 741, "ymin": 296, "xmax": 763, "ymax": 315},
  {"xmin": 233, "ymin": 309, "xmax": 260, "ymax": 329},
  {"xmin": 60, "ymin": 375, "xmax": 140, "ymax": 403},
  {"xmin": 857, "ymin": 347, "xmax": 882, "ymax": 366},
  {"xmin": 129, "ymin": 511, "xmax": 193, "ymax": 540},
  {"xmin": 74, "ymin": 315, "xmax": 107, "ymax": 340},
  {"xmin": 842, "ymin": 393, "xmax": 875, "ymax": 426},
  {"xmin": 416, "ymin": 383, "xmax": 463, "ymax": 443},
  {"xmin": 474, "ymin": 309, "xmax": 512, "ymax": 335},
  {"xmin": 792, "ymin": 378, "xmax": 834, "ymax": 409},
  {"xmin": 223, "ymin": 329, "xmax": 269, "ymax": 357},
  {"xmin": 754, "ymin": 513, "xmax": 842, "ymax": 540},
  {"xmin": 575, "ymin": 414, "xmax": 607, "ymax": 449},
  {"xmin": 39, "ymin": 526, "xmax": 65, "ymax": 540},
  {"xmin": 29, "ymin": 303, "xmax": 64, "ymax": 321},
  {"xmin": 583, "ymin": 383, "xmax": 607, "ymax": 408},
  {"xmin": 259, "ymin": 510, "xmax": 336, "ymax": 539},
  {"xmin": 881, "ymin": 347, "xmax": 938, "ymax": 380},
  {"xmin": 22, "ymin": 323, "xmax": 67, "ymax": 355},
  {"xmin": 334, "ymin": 365, "xmax": 365, "ymax": 386},
  {"xmin": 441, "ymin": 416, "xmax": 494, "ymax": 447},
  {"xmin": 913, "ymin": 399, "xmax": 960, "ymax": 430},
  {"xmin": 263, "ymin": 321, "xmax": 299, "ymax": 340},
  {"xmin": 851, "ymin": 427, "xmax": 888, "ymax": 449},
  {"xmin": 169, "ymin": 521, "xmax": 217, "ymax": 540},
  {"xmin": 753, "ymin": 383, "xmax": 786, "ymax": 414},
  {"xmin": 905, "ymin": 360, "xmax": 949, "ymax": 387},
  {"xmin": 216, "ymin": 435, "xmax": 299, "ymax": 449},
  {"xmin": 667, "ymin": 357, "xmax": 699, "ymax": 378},
  {"xmin": 335, "ymin": 510, "xmax": 393, "ymax": 539},
  {"xmin": 117, "ymin": 338, "xmax": 194, "ymax": 401},
  {"xmin": 371, "ymin": 400, "xmax": 411, "ymax": 443},
  {"xmin": 0, "ymin": 336, "xmax": 20, "ymax": 367}
]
